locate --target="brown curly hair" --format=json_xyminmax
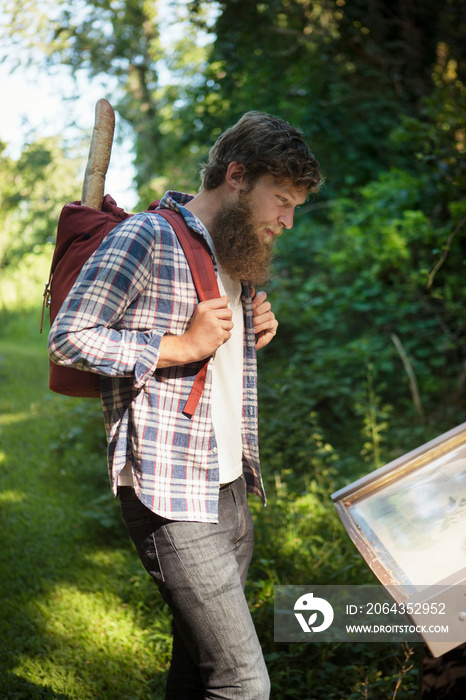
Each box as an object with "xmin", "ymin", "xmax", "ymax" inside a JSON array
[{"xmin": 200, "ymin": 111, "xmax": 322, "ymax": 194}]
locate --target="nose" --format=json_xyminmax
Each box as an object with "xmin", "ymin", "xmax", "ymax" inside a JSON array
[{"xmin": 278, "ymin": 210, "xmax": 294, "ymax": 230}]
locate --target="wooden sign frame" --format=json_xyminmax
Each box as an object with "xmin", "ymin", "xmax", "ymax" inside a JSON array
[{"xmin": 331, "ymin": 422, "xmax": 466, "ymax": 656}]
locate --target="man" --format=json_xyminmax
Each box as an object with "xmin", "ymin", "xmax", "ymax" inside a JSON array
[{"xmin": 48, "ymin": 111, "xmax": 321, "ymax": 699}]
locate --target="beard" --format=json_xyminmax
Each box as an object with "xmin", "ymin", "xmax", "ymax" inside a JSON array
[{"xmin": 209, "ymin": 192, "xmax": 275, "ymax": 285}]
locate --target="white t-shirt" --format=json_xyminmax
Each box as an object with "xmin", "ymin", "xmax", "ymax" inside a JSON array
[{"xmin": 211, "ymin": 264, "xmax": 244, "ymax": 484}]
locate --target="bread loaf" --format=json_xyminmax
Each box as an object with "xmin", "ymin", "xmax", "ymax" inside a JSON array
[{"xmin": 81, "ymin": 99, "xmax": 115, "ymax": 210}]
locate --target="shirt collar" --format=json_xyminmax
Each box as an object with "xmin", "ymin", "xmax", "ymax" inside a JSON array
[{"xmin": 159, "ymin": 191, "xmax": 215, "ymax": 253}]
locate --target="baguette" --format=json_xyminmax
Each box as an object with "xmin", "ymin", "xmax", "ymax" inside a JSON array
[{"xmin": 81, "ymin": 98, "xmax": 115, "ymax": 210}]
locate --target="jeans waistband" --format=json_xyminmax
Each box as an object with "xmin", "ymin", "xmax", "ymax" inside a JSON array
[{"xmin": 219, "ymin": 474, "xmax": 243, "ymax": 489}]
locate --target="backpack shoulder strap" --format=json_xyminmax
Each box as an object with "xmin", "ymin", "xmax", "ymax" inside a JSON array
[
  {"xmin": 153, "ymin": 208, "xmax": 220, "ymax": 418},
  {"xmin": 155, "ymin": 208, "xmax": 219, "ymax": 302}
]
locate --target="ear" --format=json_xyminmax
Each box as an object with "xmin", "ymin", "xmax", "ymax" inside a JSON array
[{"xmin": 225, "ymin": 162, "xmax": 247, "ymax": 192}]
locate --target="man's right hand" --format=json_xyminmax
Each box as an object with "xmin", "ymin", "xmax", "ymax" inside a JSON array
[
  {"xmin": 157, "ymin": 297, "xmax": 233, "ymax": 368},
  {"xmin": 184, "ymin": 297, "xmax": 233, "ymax": 360}
]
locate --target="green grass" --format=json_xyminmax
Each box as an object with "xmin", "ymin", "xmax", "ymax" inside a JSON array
[
  {"xmin": 0, "ymin": 303, "xmax": 172, "ymax": 698},
  {"xmin": 0, "ymin": 252, "xmax": 423, "ymax": 698}
]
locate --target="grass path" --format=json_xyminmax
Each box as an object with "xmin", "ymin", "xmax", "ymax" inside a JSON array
[
  {"xmin": 0, "ymin": 306, "xmax": 423, "ymax": 699},
  {"xmin": 0, "ymin": 314, "xmax": 171, "ymax": 699}
]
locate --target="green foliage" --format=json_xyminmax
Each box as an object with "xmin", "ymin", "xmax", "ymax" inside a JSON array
[
  {"xmin": 185, "ymin": 0, "xmax": 466, "ymax": 198},
  {"xmin": 355, "ymin": 364, "xmax": 393, "ymax": 469},
  {"xmin": 248, "ymin": 410, "xmax": 422, "ymax": 698},
  {"xmin": 0, "ymin": 244, "xmax": 424, "ymax": 700},
  {"xmin": 1, "ymin": 0, "xmax": 214, "ymax": 199},
  {"xmin": 1, "ymin": 1, "xmax": 465, "ymax": 696},
  {"xmin": 5, "ymin": 0, "xmax": 464, "ymax": 200},
  {"xmin": 0, "ymin": 262, "xmax": 172, "ymax": 697},
  {"xmin": 0, "ymin": 138, "xmax": 82, "ymax": 269},
  {"xmin": 262, "ymin": 643, "xmax": 421, "ymax": 699},
  {"xmin": 261, "ymin": 149, "xmax": 466, "ymax": 458},
  {"xmin": 0, "ymin": 243, "xmax": 52, "ymax": 317},
  {"xmin": 391, "ymin": 66, "xmax": 466, "ymax": 215}
]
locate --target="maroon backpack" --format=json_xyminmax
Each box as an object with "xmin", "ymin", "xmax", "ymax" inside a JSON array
[{"xmin": 42, "ymin": 195, "xmax": 219, "ymax": 417}]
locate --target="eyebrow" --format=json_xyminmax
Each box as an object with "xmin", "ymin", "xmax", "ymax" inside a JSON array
[
  {"xmin": 275, "ymin": 179, "xmax": 307, "ymax": 205},
  {"xmin": 285, "ymin": 190, "xmax": 307, "ymax": 207}
]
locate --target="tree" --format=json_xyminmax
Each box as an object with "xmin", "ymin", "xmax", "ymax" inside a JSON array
[
  {"xmin": 2, "ymin": 1, "xmax": 464, "ymax": 199},
  {"xmin": 1, "ymin": 0, "xmax": 215, "ymax": 199},
  {"xmin": 186, "ymin": 0, "xmax": 466, "ymax": 195},
  {"xmin": 0, "ymin": 137, "xmax": 82, "ymax": 268}
]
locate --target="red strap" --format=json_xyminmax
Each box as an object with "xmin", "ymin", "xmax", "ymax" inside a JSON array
[{"xmin": 155, "ymin": 209, "xmax": 220, "ymax": 417}]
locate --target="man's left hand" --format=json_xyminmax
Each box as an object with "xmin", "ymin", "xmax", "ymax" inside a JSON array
[{"xmin": 251, "ymin": 288, "xmax": 278, "ymax": 350}]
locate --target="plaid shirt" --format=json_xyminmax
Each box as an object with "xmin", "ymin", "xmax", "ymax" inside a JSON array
[{"xmin": 48, "ymin": 191, "xmax": 265, "ymax": 522}]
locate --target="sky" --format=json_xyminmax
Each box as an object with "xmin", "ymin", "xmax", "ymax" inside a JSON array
[
  {"xmin": 0, "ymin": 0, "xmax": 184, "ymax": 212},
  {"xmin": 0, "ymin": 56, "xmax": 138, "ymax": 210}
]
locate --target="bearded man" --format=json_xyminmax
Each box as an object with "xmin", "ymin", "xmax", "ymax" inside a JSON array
[{"xmin": 48, "ymin": 111, "xmax": 321, "ymax": 699}]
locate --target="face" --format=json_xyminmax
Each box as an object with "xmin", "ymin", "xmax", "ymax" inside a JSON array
[
  {"xmin": 244, "ymin": 173, "xmax": 307, "ymax": 245},
  {"xmin": 210, "ymin": 174, "xmax": 306, "ymax": 284}
]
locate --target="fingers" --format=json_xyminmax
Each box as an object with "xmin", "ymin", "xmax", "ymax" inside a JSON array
[
  {"xmin": 199, "ymin": 296, "xmax": 232, "ymax": 321},
  {"xmin": 252, "ymin": 297, "xmax": 276, "ymax": 334},
  {"xmin": 251, "ymin": 289, "xmax": 267, "ymax": 309},
  {"xmin": 184, "ymin": 296, "xmax": 234, "ymax": 361},
  {"xmin": 203, "ymin": 296, "xmax": 230, "ymax": 309},
  {"xmin": 251, "ymin": 290, "xmax": 278, "ymax": 350},
  {"xmin": 254, "ymin": 314, "xmax": 278, "ymax": 336},
  {"xmin": 197, "ymin": 297, "xmax": 233, "ymax": 324},
  {"xmin": 255, "ymin": 331, "xmax": 276, "ymax": 351}
]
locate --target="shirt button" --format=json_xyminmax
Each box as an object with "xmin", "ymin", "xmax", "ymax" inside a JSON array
[{"xmin": 212, "ymin": 447, "xmax": 218, "ymax": 454}]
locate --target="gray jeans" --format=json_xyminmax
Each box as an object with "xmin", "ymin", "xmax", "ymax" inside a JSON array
[{"xmin": 119, "ymin": 476, "xmax": 270, "ymax": 700}]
